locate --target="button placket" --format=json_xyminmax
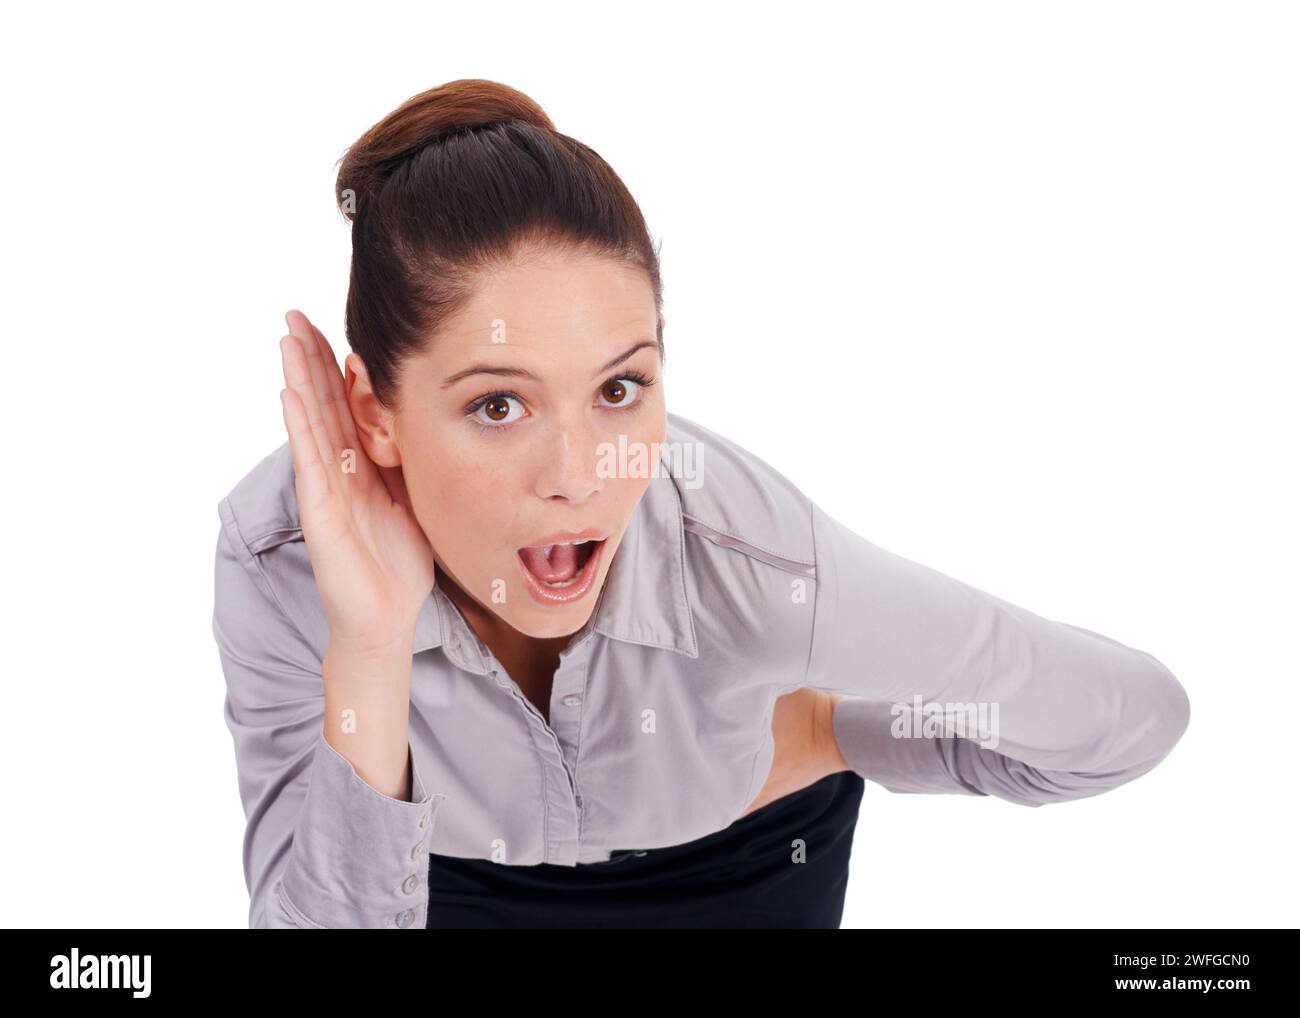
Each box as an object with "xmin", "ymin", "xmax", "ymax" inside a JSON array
[
  {"xmin": 549, "ymin": 637, "xmax": 591, "ymax": 789},
  {"xmin": 480, "ymin": 647, "xmax": 585, "ymax": 865}
]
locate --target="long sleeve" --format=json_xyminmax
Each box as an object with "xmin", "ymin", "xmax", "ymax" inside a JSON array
[
  {"xmin": 212, "ymin": 499, "xmax": 441, "ymax": 928},
  {"xmin": 806, "ymin": 502, "xmax": 1191, "ymax": 807}
]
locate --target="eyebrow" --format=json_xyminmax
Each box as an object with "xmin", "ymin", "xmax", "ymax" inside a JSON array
[{"xmin": 440, "ymin": 339, "xmax": 659, "ymax": 389}]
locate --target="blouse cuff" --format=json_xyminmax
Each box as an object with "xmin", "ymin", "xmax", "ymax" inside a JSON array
[
  {"xmin": 278, "ymin": 730, "xmax": 442, "ymax": 929},
  {"xmin": 831, "ymin": 695, "xmax": 982, "ymax": 796}
]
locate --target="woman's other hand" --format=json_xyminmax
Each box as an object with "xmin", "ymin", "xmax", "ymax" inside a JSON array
[
  {"xmin": 279, "ymin": 309, "xmax": 435, "ymax": 654},
  {"xmin": 740, "ymin": 688, "xmax": 850, "ymax": 818}
]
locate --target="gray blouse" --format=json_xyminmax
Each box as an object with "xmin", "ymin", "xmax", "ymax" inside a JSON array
[{"xmin": 212, "ymin": 411, "xmax": 1191, "ymax": 928}]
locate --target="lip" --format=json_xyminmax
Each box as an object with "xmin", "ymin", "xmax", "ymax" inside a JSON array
[
  {"xmin": 519, "ymin": 527, "xmax": 611, "ymax": 550},
  {"xmin": 515, "ymin": 535, "xmax": 608, "ymax": 606}
]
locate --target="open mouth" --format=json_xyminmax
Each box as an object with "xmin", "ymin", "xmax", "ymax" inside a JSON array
[{"xmin": 516, "ymin": 533, "xmax": 608, "ymax": 605}]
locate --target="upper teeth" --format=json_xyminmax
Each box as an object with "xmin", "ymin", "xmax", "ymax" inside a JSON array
[{"xmin": 551, "ymin": 539, "xmax": 590, "ymax": 547}]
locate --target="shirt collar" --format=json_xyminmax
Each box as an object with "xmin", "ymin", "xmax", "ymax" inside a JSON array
[{"xmin": 412, "ymin": 468, "xmax": 699, "ymax": 670}]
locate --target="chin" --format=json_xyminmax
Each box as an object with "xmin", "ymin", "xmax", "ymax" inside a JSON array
[{"xmin": 508, "ymin": 602, "xmax": 596, "ymax": 640}]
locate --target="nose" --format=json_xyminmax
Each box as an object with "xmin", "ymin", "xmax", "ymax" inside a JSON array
[{"xmin": 533, "ymin": 421, "xmax": 604, "ymax": 504}]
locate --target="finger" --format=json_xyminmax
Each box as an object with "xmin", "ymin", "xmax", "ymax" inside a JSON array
[
  {"xmin": 279, "ymin": 386, "xmax": 330, "ymax": 522},
  {"xmin": 292, "ymin": 310, "xmax": 358, "ymax": 447},
  {"xmin": 286, "ymin": 310, "xmax": 346, "ymax": 459},
  {"xmin": 299, "ymin": 311, "xmax": 362, "ymax": 450},
  {"xmin": 291, "ymin": 310, "xmax": 377, "ymax": 489},
  {"xmin": 280, "ymin": 332, "xmax": 337, "ymax": 478}
]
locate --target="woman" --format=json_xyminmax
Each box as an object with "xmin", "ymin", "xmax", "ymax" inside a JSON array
[{"xmin": 212, "ymin": 79, "xmax": 1191, "ymax": 929}]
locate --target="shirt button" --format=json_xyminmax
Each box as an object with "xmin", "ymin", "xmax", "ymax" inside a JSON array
[
  {"xmin": 401, "ymin": 874, "xmax": 419, "ymax": 895},
  {"xmin": 561, "ymin": 693, "xmax": 583, "ymax": 707},
  {"xmin": 419, "ymin": 812, "xmax": 429, "ymax": 829},
  {"xmin": 410, "ymin": 840, "xmax": 426, "ymax": 860},
  {"xmin": 395, "ymin": 908, "xmax": 415, "ymax": 928}
]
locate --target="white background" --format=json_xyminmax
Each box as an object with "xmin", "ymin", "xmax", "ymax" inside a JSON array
[{"xmin": 1, "ymin": 0, "xmax": 1295, "ymax": 929}]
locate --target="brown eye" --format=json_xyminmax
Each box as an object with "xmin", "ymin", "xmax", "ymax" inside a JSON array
[
  {"xmin": 597, "ymin": 376, "xmax": 644, "ymax": 409},
  {"xmin": 469, "ymin": 394, "xmax": 524, "ymax": 428}
]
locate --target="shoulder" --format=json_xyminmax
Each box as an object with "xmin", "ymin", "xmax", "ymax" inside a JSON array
[
  {"xmin": 664, "ymin": 411, "xmax": 816, "ymax": 574},
  {"xmin": 662, "ymin": 413, "xmax": 819, "ymax": 681},
  {"xmin": 214, "ymin": 441, "xmax": 326, "ymax": 654},
  {"xmin": 217, "ymin": 440, "xmax": 303, "ymax": 555}
]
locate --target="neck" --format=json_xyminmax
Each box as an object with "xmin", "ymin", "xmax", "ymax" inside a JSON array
[{"xmin": 435, "ymin": 562, "xmax": 573, "ymax": 670}]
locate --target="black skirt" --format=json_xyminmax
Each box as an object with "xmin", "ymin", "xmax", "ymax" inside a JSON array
[{"xmin": 424, "ymin": 770, "xmax": 865, "ymax": 929}]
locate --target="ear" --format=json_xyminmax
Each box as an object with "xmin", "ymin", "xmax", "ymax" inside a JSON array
[{"xmin": 344, "ymin": 352, "xmax": 402, "ymax": 468}]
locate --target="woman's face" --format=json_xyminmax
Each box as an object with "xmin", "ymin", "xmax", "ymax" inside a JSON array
[{"xmin": 382, "ymin": 246, "xmax": 665, "ymax": 640}]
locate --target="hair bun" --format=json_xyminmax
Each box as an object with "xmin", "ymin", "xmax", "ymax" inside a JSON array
[{"xmin": 335, "ymin": 78, "xmax": 556, "ymax": 222}]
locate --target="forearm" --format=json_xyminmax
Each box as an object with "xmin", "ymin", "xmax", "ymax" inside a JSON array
[
  {"xmin": 819, "ymin": 691, "xmax": 850, "ymax": 774},
  {"xmin": 322, "ymin": 635, "xmax": 417, "ymax": 802},
  {"xmin": 808, "ymin": 502, "xmax": 1191, "ymax": 805}
]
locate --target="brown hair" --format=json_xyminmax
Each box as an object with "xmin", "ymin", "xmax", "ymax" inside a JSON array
[{"xmin": 334, "ymin": 79, "xmax": 664, "ymax": 408}]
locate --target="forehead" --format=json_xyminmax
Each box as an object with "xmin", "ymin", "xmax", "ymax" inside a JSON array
[{"xmin": 434, "ymin": 247, "xmax": 657, "ymax": 358}]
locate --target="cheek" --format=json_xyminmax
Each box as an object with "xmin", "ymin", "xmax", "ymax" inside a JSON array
[{"xmin": 404, "ymin": 440, "xmax": 525, "ymax": 550}]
